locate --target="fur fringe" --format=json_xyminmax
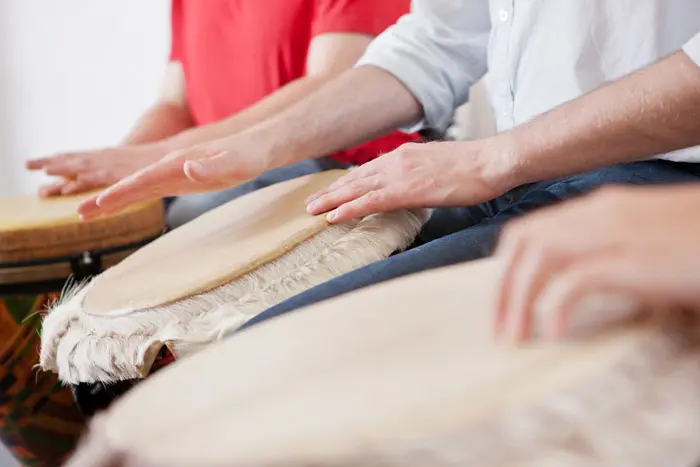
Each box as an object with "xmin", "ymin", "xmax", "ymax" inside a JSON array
[{"xmin": 39, "ymin": 209, "xmax": 430, "ymax": 385}]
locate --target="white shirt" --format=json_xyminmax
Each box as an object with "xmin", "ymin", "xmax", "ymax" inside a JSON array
[{"xmin": 357, "ymin": 0, "xmax": 700, "ymax": 162}]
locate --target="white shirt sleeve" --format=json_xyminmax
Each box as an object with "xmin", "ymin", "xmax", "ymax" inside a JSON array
[
  {"xmin": 682, "ymin": 31, "xmax": 700, "ymax": 67},
  {"xmin": 355, "ymin": 0, "xmax": 492, "ymax": 133}
]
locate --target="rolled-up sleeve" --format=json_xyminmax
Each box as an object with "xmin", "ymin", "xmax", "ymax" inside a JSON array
[
  {"xmin": 683, "ymin": 31, "xmax": 700, "ymax": 67},
  {"xmin": 356, "ymin": 0, "xmax": 491, "ymax": 133}
]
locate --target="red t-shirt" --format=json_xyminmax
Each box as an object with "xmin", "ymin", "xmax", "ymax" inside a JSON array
[{"xmin": 169, "ymin": 0, "xmax": 420, "ymax": 166}]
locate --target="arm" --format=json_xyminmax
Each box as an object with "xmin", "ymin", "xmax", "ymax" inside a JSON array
[
  {"xmin": 302, "ymin": 34, "xmax": 700, "ymax": 224},
  {"xmin": 121, "ymin": 61, "xmax": 194, "ymax": 145},
  {"xmin": 81, "ymin": 1, "xmax": 492, "ymax": 217},
  {"xmin": 251, "ymin": 0, "xmax": 492, "ymax": 169},
  {"xmin": 497, "ymin": 48, "xmax": 700, "ymax": 191},
  {"xmin": 158, "ymin": 32, "xmax": 381, "ymax": 149},
  {"xmin": 26, "ymin": 34, "xmax": 370, "ymax": 194},
  {"xmin": 491, "ymin": 34, "xmax": 700, "ymax": 342}
]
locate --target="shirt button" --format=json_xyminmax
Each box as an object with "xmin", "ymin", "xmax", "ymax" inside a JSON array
[{"xmin": 499, "ymin": 9, "xmax": 510, "ymax": 22}]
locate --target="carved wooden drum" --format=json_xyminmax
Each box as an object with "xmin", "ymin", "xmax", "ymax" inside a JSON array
[{"xmin": 0, "ymin": 192, "xmax": 165, "ymax": 466}]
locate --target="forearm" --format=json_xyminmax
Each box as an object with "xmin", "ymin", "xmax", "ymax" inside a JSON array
[
  {"xmin": 499, "ymin": 51, "xmax": 700, "ymax": 190},
  {"xmin": 160, "ymin": 74, "xmax": 338, "ymax": 149},
  {"xmin": 243, "ymin": 65, "xmax": 423, "ymax": 168},
  {"xmin": 122, "ymin": 101, "xmax": 195, "ymax": 146}
]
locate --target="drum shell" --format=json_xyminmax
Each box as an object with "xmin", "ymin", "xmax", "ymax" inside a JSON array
[
  {"xmin": 0, "ymin": 292, "xmax": 84, "ymax": 467},
  {"xmin": 0, "ymin": 197, "xmax": 166, "ymax": 466}
]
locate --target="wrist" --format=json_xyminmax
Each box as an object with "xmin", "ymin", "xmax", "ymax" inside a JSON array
[{"xmin": 474, "ymin": 134, "xmax": 526, "ymax": 195}]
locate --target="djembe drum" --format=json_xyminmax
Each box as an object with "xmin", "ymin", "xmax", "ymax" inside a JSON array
[
  {"xmin": 65, "ymin": 257, "xmax": 700, "ymax": 467},
  {"xmin": 39, "ymin": 170, "xmax": 429, "ymax": 384},
  {"xmin": 0, "ymin": 192, "xmax": 165, "ymax": 466}
]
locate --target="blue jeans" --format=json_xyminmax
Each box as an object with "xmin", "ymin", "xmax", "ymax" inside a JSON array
[
  {"xmin": 165, "ymin": 157, "xmax": 352, "ymax": 228},
  {"xmin": 239, "ymin": 159, "xmax": 700, "ymax": 332}
]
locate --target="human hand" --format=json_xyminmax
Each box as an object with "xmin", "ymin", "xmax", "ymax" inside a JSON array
[
  {"xmin": 76, "ymin": 136, "xmax": 269, "ymax": 220},
  {"xmin": 494, "ymin": 184, "xmax": 700, "ymax": 343},
  {"xmin": 305, "ymin": 140, "xmax": 513, "ymax": 223},
  {"xmin": 26, "ymin": 145, "xmax": 166, "ymax": 197}
]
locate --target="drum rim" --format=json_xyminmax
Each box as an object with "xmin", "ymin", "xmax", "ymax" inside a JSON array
[
  {"xmin": 0, "ymin": 231, "xmax": 164, "ymax": 270},
  {"xmin": 0, "ymin": 230, "xmax": 166, "ymax": 295}
]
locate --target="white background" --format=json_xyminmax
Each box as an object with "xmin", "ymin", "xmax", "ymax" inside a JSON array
[{"xmin": 0, "ymin": 0, "xmax": 171, "ymax": 198}]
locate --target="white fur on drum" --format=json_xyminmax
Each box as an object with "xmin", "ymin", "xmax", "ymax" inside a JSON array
[{"xmin": 39, "ymin": 208, "xmax": 430, "ymax": 385}]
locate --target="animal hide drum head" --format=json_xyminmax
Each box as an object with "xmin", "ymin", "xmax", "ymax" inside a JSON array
[{"xmin": 81, "ymin": 170, "xmax": 347, "ymax": 316}]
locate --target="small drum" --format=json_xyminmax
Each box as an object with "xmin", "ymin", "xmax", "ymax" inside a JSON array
[
  {"xmin": 0, "ymin": 192, "xmax": 165, "ymax": 466},
  {"xmin": 39, "ymin": 170, "xmax": 429, "ymax": 385},
  {"xmin": 65, "ymin": 258, "xmax": 700, "ymax": 467}
]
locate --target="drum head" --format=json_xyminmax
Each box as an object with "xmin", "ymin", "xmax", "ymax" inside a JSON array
[
  {"xmin": 81, "ymin": 170, "xmax": 346, "ymax": 315},
  {"xmin": 0, "ymin": 192, "xmax": 164, "ymax": 265}
]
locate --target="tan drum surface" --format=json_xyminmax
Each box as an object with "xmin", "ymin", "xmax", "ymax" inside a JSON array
[
  {"xmin": 0, "ymin": 192, "xmax": 165, "ymax": 264},
  {"xmin": 81, "ymin": 170, "xmax": 346, "ymax": 315},
  {"xmin": 67, "ymin": 257, "xmax": 700, "ymax": 467}
]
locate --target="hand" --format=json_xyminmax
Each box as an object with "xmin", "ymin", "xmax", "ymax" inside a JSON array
[
  {"xmin": 26, "ymin": 145, "xmax": 167, "ymax": 197},
  {"xmin": 494, "ymin": 184, "xmax": 700, "ymax": 343},
  {"xmin": 76, "ymin": 136, "xmax": 269, "ymax": 220},
  {"xmin": 305, "ymin": 140, "xmax": 512, "ymax": 223}
]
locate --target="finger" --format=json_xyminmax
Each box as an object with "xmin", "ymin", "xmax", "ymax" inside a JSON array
[
  {"xmin": 77, "ymin": 195, "xmax": 105, "ymax": 220},
  {"xmin": 506, "ymin": 243, "xmax": 567, "ymax": 343},
  {"xmin": 60, "ymin": 180, "xmax": 90, "ymax": 196},
  {"xmin": 492, "ymin": 227, "xmax": 527, "ymax": 337},
  {"xmin": 26, "ymin": 153, "xmax": 71, "ymax": 170},
  {"xmin": 183, "ymin": 151, "xmax": 249, "ymax": 184},
  {"xmin": 60, "ymin": 176, "xmax": 106, "ymax": 196},
  {"xmin": 305, "ymin": 165, "xmax": 378, "ymax": 205},
  {"xmin": 542, "ymin": 254, "xmax": 645, "ymax": 340},
  {"xmin": 325, "ymin": 188, "xmax": 397, "ymax": 223},
  {"xmin": 27, "ymin": 158, "xmax": 51, "ymax": 170},
  {"xmin": 42, "ymin": 162, "xmax": 84, "ymax": 177},
  {"xmin": 306, "ymin": 177, "xmax": 382, "ymax": 215},
  {"xmin": 39, "ymin": 181, "xmax": 71, "ymax": 197},
  {"xmin": 93, "ymin": 156, "xmax": 189, "ymax": 212}
]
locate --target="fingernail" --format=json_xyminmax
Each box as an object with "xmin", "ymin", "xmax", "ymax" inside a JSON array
[
  {"xmin": 326, "ymin": 210, "xmax": 337, "ymax": 222},
  {"xmin": 185, "ymin": 161, "xmax": 207, "ymax": 180},
  {"xmin": 306, "ymin": 201, "xmax": 319, "ymax": 213}
]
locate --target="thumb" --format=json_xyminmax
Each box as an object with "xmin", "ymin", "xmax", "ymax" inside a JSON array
[{"xmin": 184, "ymin": 151, "xmax": 246, "ymax": 183}]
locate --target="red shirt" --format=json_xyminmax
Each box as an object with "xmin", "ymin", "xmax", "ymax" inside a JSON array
[{"xmin": 170, "ymin": 0, "xmax": 420, "ymax": 166}]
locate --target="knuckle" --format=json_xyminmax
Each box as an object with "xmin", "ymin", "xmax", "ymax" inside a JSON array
[{"xmin": 365, "ymin": 190, "xmax": 386, "ymax": 206}]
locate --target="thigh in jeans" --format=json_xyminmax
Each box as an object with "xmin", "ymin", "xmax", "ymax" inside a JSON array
[
  {"xmin": 238, "ymin": 159, "xmax": 700, "ymax": 331},
  {"xmin": 166, "ymin": 157, "xmax": 351, "ymax": 228}
]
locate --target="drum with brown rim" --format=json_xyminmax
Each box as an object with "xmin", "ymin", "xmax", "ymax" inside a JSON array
[{"xmin": 0, "ymin": 192, "xmax": 165, "ymax": 466}]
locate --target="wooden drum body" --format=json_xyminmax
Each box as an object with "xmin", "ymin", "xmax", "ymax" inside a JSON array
[
  {"xmin": 66, "ymin": 258, "xmax": 700, "ymax": 467},
  {"xmin": 0, "ymin": 193, "xmax": 165, "ymax": 466}
]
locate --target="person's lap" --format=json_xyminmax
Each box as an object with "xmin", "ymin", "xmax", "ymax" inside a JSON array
[
  {"xmin": 165, "ymin": 156, "xmax": 352, "ymax": 228},
  {"xmin": 238, "ymin": 159, "xmax": 700, "ymax": 331}
]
